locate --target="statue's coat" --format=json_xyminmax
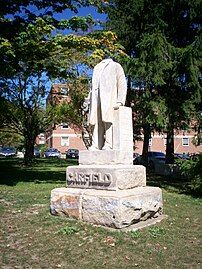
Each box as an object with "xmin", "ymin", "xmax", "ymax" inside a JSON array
[{"xmin": 89, "ymin": 59, "xmax": 127, "ymax": 125}]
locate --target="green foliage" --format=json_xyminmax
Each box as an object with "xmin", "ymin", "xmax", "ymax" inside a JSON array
[
  {"xmin": 59, "ymin": 225, "xmax": 80, "ymax": 235},
  {"xmin": 0, "ymin": 128, "xmax": 24, "ymax": 149},
  {"xmin": 135, "ymin": 31, "xmax": 173, "ymax": 86},
  {"xmin": 0, "ymin": 1, "xmax": 92, "ymax": 28},
  {"xmin": 0, "ymin": 1, "xmax": 125, "ymax": 165},
  {"xmin": 0, "ymin": 158, "xmax": 202, "ymax": 268},
  {"xmin": 58, "ymin": 15, "xmax": 95, "ymax": 31},
  {"xmin": 176, "ymin": 154, "xmax": 202, "ymax": 196},
  {"xmin": 93, "ymin": 0, "xmax": 201, "ymax": 162},
  {"xmin": 37, "ymin": 144, "xmax": 48, "ymax": 157},
  {"xmin": 130, "ymin": 230, "xmax": 141, "ymax": 238},
  {"xmin": 148, "ymin": 227, "xmax": 165, "ymax": 238},
  {"xmin": 57, "ymin": 77, "xmax": 89, "ymax": 127}
]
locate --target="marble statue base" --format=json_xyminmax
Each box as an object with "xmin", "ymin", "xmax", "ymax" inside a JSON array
[
  {"xmin": 50, "ymin": 106, "xmax": 164, "ymax": 230},
  {"xmin": 66, "ymin": 164, "xmax": 146, "ymax": 190},
  {"xmin": 79, "ymin": 150, "xmax": 133, "ymax": 165},
  {"xmin": 50, "ymin": 186, "xmax": 163, "ymax": 229}
]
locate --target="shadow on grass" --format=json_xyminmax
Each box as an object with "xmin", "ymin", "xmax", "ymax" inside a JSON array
[
  {"xmin": 1, "ymin": 158, "xmax": 198, "ymax": 197},
  {"xmin": 0, "ymin": 157, "xmax": 78, "ymax": 186},
  {"xmin": 147, "ymin": 170, "xmax": 190, "ymax": 195}
]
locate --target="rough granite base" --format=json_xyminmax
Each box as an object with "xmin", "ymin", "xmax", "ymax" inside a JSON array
[{"xmin": 50, "ymin": 187, "xmax": 163, "ymax": 229}]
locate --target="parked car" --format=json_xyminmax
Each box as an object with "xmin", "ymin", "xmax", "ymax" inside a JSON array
[
  {"xmin": 147, "ymin": 151, "xmax": 166, "ymax": 169},
  {"xmin": 34, "ymin": 147, "xmax": 41, "ymax": 157},
  {"xmin": 44, "ymin": 148, "xmax": 61, "ymax": 158},
  {"xmin": 66, "ymin": 149, "xmax": 79, "ymax": 159},
  {"xmin": 0, "ymin": 147, "xmax": 16, "ymax": 157},
  {"xmin": 134, "ymin": 151, "xmax": 166, "ymax": 170},
  {"xmin": 174, "ymin": 153, "xmax": 190, "ymax": 160}
]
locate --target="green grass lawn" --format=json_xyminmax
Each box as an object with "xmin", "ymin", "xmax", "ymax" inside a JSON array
[{"xmin": 0, "ymin": 158, "xmax": 201, "ymax": 269}]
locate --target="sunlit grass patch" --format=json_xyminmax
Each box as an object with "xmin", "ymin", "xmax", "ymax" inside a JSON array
[{"xmin": 0, "ymin": 158, "xmax": 201, "ymax": 268}]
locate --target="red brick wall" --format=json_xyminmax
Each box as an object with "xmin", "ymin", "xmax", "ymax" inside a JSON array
[
  {"xmin": 44, "ymin": 83, "xmax": 201, "ymax": 155},
  {"xmin": 134, "ymin": 131, "xmax": 201, "ymax": 155},
  {"xmin": 45, "ymin": 124, "xmax": 86, "ymax": 153},
  {"xmin": 44, "ymin": 83, "xmax": 87, "ymax": 153}
]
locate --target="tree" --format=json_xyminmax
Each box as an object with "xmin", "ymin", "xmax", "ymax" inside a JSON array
[
  {"xmin": 135, "ymin": 30, "xmax": 200, "ymax": 163},
  {"xmin": 49, "ymin": 76, "xmax": 91, "ymax": 147},
  {"xmin": 46, "ymin": 29, "xmax": 126, "ymax": 148},
  {"xmin": 0, "ymin": 127, "xmax": 24, "ymax": 149},
  {"xmin": 0, "ymin": 0, "xmax": 92, "ymax": 30},
  {"xmin": 0, "ymin": 10, "xmax": 124, "ymax": 165},
  {"xmin": 92, "ymin": 0, "xmax": 201, "ymax": 164}
]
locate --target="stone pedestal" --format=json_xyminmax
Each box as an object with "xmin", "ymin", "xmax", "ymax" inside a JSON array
[
  {"xmin": 79, "ymin": 150, "xmax": 133, "ymax": 165},
  {"xmin": 66, "ymin": 164, "xmax": 146, "ymax": 190},
  {"xmin": 50, "ymin": 107, "xmax": 164, "ymax": 230},
  {"xmin": 51, "ymin": 187, "xmax": 163, "ymax": 229}
]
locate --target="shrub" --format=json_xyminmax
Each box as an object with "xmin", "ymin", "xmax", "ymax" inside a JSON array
[{"xmin": 176, "ymin": 154, "xmax": 202, "ymax": 196}]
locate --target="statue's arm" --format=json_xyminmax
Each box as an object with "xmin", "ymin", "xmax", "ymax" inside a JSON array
[{"xmin": 115, "ymin": 65, "xmax": 127, "ymax": 108}]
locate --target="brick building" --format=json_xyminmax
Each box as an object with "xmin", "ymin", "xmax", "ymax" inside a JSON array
[
  {"xmin": 35, "ymin": 133, "xmax": 45, "ymax": 145},
  {"xmin": 134, "ymin": 129, "xmax": 201, "ymax": 155},
  {"xmin": 45, "ymin": 83, "xmax": 86, "ymax": 154},
  {"xmin": 36, "ymin": 83, "xmax": 201, "ymax": 156}
]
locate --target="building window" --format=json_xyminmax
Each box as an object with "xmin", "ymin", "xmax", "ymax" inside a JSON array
[
  {"xmin": 182, "ymin": 137, "xmax": 189, "ymax": 146},
  {"xmin": 60, "ymin": 87, "xmax": 69, "ymax": 95},
  {"xmin": 39, "ymin": 133, "xmax": 45, "ymax": 138},
  {"xmin": 149, "ymin": 138, "xmax": 152, "ymax": 147},
  {"xmin": 61, "ymin": 123, "xmax": 69, "ymax": 129},
  {"xmin": 61, "ymin": 136, "xmax": 69, "ymax": 146}
]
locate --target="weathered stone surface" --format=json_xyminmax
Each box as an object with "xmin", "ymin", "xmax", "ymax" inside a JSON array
[
  {"xmin": 113, "ymin": 106, "xmax": 133, "ymax": 151},
  {"xmin": 79, "ymin": 150, "xmax": 133, "ymax": 165},
  {"xmin": 88, "ymin": 60, "xmax": 128, "ymax": 150},
  {"xmin": 82, "ymin": 187, "xmax": 163, "ymax": 228},
  {"xmin": 106, "ymin": 215, "xmax": 167, "ymax": 232},
  {"xmin": 115, "ymin": 166, "xmax": 146, "ymax": 190},
  {"xmin": 50, "ymin": 187, "xmax": 163, "ymax": 229},
  {"xmin": 50, "ymin": 188, "xmax": 82, "ymax": 219},
  {"xmin": 67, "ymin": 165, "xmax": 146, "ymax": 190},
  {"xmin": 50, "ymin": 64, "xmax": 164, "ymax": 231}
]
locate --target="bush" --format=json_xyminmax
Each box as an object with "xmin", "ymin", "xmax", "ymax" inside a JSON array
[
  {"xmin": 38, "ymin": 144, "xmax": 48, "ymax": 157},
  {"xmin": 176, "ymin": 154, "xmax": 202, "ymax": 196}
]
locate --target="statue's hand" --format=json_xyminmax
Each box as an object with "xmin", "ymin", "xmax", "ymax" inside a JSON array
[
  {"xmin": 82, "ymin": 98, "xmax": 90, "ymax": 112},
  {"xmin": 113, "ymin": 102, "xmax": 123, "ymax": 110}
]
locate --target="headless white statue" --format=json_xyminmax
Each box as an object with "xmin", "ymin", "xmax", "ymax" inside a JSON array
[{"xmin": 88, "ymin": 58, "xmax": 127, "ymax": 150}]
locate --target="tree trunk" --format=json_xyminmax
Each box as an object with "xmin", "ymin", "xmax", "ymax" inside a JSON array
[
  {"xmin": 166, "ymin": 126, "xmax": 174, "ymax": 164},
  {"xmin": 142, "ymin": 124, "xmax": 151, "ymax": 166},
  {"xmin": 23, "ymin": 127, "xmax": 36, "ymax": 166}
]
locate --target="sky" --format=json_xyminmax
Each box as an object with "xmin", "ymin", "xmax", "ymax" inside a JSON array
[
  {"xmin": 53, "ymin": 6, "xmax": 107, "ymax": 35},
  {"xmin": 54, "ymin": 6, "xmax": 107, "ymax": 22},
  {"xmin": 9, "ymin": 4, "xmax": 107, "ymax": 25},
  {"xmin": 6, "ymin": 5, "xmax": 107, "ymax": 35},
  {"xmin": 5, "ymin": 4, "xmax": 107, "ymax": 97},
  {"xmin": 6, "ymin": 4, "xmax": 107, "ymax": 32}
]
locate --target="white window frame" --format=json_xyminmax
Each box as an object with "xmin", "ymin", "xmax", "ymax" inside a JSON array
[
  {"xmin": 182, "ymin": 137, "xmax": 189, "ymax": 146},
  {"xmin": 149, "ymin": 138, "xmax": 152, "ymax": 147},
  {"xmin": 61, "ymin": 136, "xmax": 69, "ymax": 146},
  {"xmin": 60, "ymin": 87, "xmax": 69, "ymax": 95},
  {"xmin": 61, "ymin": 123, "xmax": 69, "ymax": 129}
]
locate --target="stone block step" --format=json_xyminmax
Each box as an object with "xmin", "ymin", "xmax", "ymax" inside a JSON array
[
  {"xmin": 67, "ymin": 165, "xmax": 146, "ymax": 190},
  {"xmin": 50, "ymin": 186, "xmax": 163, "ymax": 229}
]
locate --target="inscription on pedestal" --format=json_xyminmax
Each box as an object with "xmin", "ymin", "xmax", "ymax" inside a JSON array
[
  {"xmin": 67, "ymin": 165, "xmax": 146, "ymax": 190},
  {"xmin": 67, "ymin": 172, "xmax": 112, "ymax": 187}
]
